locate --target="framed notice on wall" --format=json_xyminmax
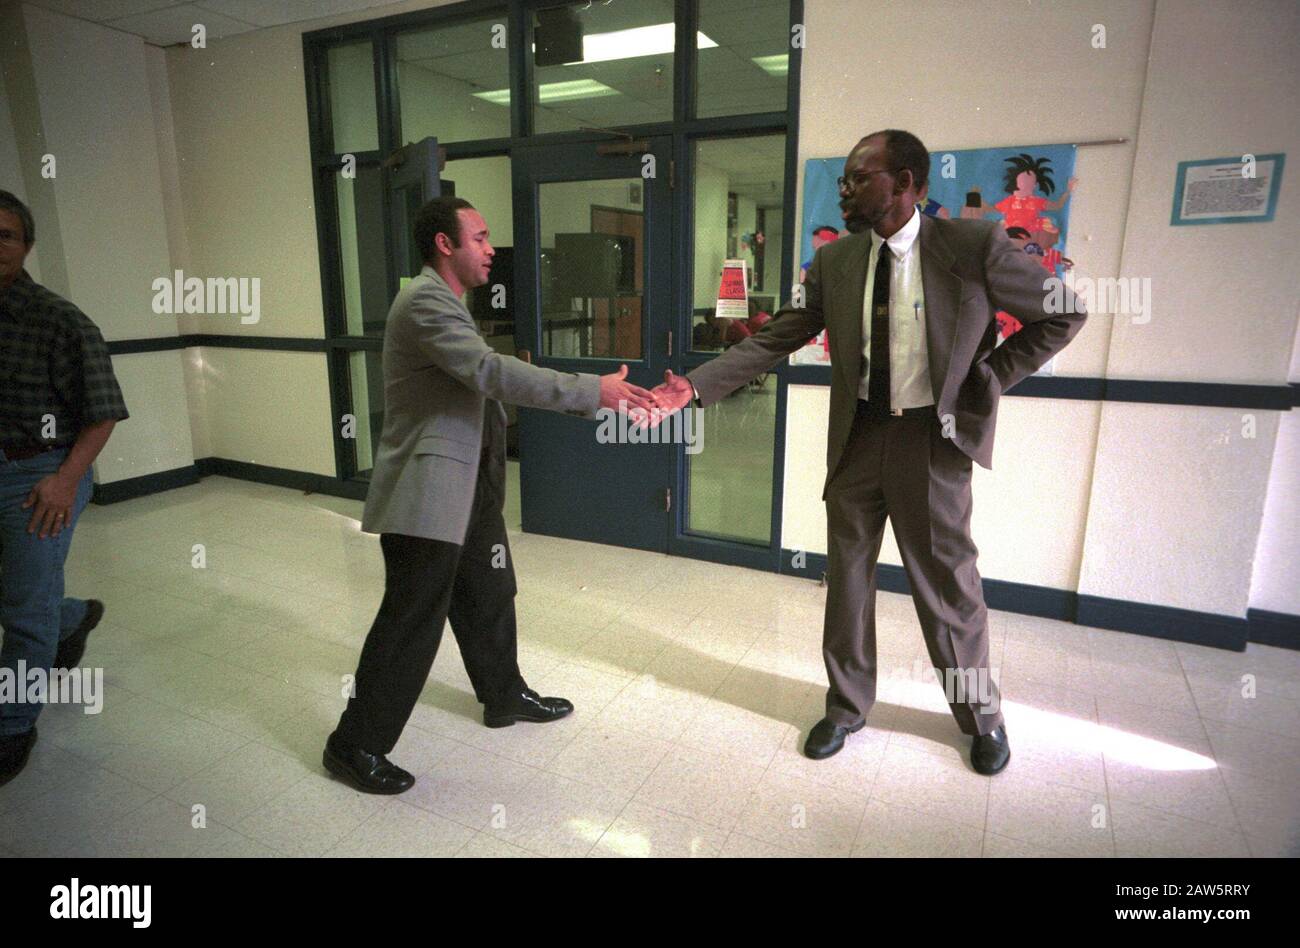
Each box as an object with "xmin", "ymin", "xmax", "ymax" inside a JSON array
[{"xmin": 1171, "ymin": 154, "xmax": 1285, "ymax": 225}]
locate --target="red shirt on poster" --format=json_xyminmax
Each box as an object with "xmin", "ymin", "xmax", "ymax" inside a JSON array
[{"xmin": 994, "ymin": 194, "xmax": 1050, "ymax": 232}]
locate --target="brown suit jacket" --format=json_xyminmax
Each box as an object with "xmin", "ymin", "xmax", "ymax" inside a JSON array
[{"xmin": 689, "ymin": 215, "xmax": 1086, "ymax": 490}]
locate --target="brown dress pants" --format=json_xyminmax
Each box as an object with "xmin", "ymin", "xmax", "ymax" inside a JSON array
[{"xmin": 822, "ymin": 401, "xmax": 1004, "ymax": 736}]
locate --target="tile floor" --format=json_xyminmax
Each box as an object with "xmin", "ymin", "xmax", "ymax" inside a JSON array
[{"xmin": 1, "ymin": 475, "xmax": 1297, "ymax": 858}]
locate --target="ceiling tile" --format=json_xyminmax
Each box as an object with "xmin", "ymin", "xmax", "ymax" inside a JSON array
[
  {"xmin": 23, "ymin": 0, "xmax": 187, "ymax": 23},
  {"xmin": 194, "ymin": 0, "xmax": 399, "ymax": 29},
  {"xmin": 106, "ymin": 2, "xmax": 256, "ymax": 45}
]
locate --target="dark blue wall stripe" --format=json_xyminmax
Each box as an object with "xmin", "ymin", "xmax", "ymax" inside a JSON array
[
  {"xmin": 107, "ymin": 335, "xmax": 1294, "ymax": 411},
  {"xmin": 1075, "ymin": 594, "xmax": 1250, "ymax": 651},
  {"xmin": 108, "ymin": 335, "xmax": 328, "ymax": 355},
  {"xmin": 781, "ymin": 548, "xmax": 1286, "ymax": 653},
  {"xmin": 781, "ymin": 363, "xmax": 1290, "ymax": 409},
  {"xmin": 1246, "ymin": 608, "xmax": 1300, "ymax": 650},
  {"xmin": 194, "ymin": 457, "xmax": 368, "ymax": 500},
  {"xmin": 91, "ymin": 464, "xmax": 200, "ymax": 504}
]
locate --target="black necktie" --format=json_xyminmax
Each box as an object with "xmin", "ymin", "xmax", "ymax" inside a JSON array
[{"xmin": 867, "ymin": 242, "xmax": 891, "ymax": 412}]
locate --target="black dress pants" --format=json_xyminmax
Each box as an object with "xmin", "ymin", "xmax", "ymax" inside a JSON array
[{"xmin": 334, "ymin": 462, "xmax": 524, "ymax": 754}]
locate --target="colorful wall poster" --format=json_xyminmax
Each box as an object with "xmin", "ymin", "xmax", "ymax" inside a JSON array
[{"xmin": 791, "ymin": 142, "xmax": 1079, "ymax": 371}]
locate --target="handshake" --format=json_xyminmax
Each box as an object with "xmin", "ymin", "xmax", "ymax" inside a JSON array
[{"xmin": 597, "ymin": 365, "xmax": 695, "ymax": 428}]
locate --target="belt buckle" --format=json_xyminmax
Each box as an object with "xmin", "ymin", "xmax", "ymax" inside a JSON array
[{"xmin": 889, "ymin": 407, "xmax": 903, "ymax": 417}]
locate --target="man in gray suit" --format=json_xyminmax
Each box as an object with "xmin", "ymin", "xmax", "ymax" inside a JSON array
[
  {"xmin": 326, "ymin": 197, "xmax": 656, "ymax": 794},
  {"xmin": 653, "ymin": 130, "xmax": 1086, "ymax": 774}
]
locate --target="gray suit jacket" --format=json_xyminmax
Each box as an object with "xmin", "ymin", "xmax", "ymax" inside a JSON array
[
  {"xmin": 689, "ymin": 215, "xmax": 1086, "ymax": 489},
  {"xmin": 361, "ymin": 266, "xmax": 600, "ymax": 544}
]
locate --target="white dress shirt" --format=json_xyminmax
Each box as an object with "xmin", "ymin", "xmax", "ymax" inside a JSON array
[{"xmin": 857, "ymin": 207, "xmax": 934, "ymax": 409}]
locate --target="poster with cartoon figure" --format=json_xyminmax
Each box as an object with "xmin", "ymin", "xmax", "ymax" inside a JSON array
[{"xmin": 792, "ymin": 143, "xmax": 1078, "ymax": 370}]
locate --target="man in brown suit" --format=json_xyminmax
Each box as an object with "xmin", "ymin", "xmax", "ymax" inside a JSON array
[{"xmin": 653, "ymin": 130, "xmax": 1086, "ymax": 774}]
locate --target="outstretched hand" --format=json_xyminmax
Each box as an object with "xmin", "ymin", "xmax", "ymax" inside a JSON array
[
  {"xmin": 622, "ymin": 370, "xmax": 696, "ymax": 430},
  {"xmin": 650, "ymin": 370, "xmax": 694, "ymax": 414},
  {"xmin": 599, "ymin": 364, "xmax": 657, "ymax": 416}
]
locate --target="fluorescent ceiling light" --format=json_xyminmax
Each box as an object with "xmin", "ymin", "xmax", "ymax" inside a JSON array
[
  {"xmin": 473, "ymin": 79, "xmax": 619, "ymax": 106},
  {"xmin": 473, "ymin": 88, "xmax": 512, "ymax": 106},
  {"xmin": 537, "ymin": 79, "xmax": 619, "ymax": 102},
  {"xmin": 575, "ymin": 22, "xmax": 716, "ymax": 64},
  {"xmin": 526, "ymin": 23, "xmax": 716, "ymax": 65},
  {"xmin": 475, "ymin": 22, "xmax": 721, "ymax": 105},
  {"xmin": 752, "ymin": 54, "xmax": 788, "ymax": 76}
]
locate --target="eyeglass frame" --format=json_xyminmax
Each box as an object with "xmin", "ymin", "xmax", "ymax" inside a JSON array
[{"xmin": 836, "ymin": 168, "xmax": 894, "ymax": 192}]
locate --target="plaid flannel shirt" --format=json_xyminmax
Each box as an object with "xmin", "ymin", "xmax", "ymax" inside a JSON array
[{"xmin": 0, "ymin": 270, "xmax": 129, "ymax": 449}]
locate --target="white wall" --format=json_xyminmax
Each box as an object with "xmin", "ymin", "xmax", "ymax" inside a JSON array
[
  {"xmin": 0, "ymin": 60, "xmax": 42, "ymax": 283},
  {"xmin": 165, "ymin": 25, "xmax": 330, "ymax": 341},
  {"xmin": 1, "ymin": 3, "xmax": 195, "ymax": 485},
  {"xmin": 195, "ymin": 348, "xmax": 337, "ymax": 476},
  {"xmin": 0, "ymin": 1, "xmax": 57, "ymax": 290},
  {"xmin": 784, "ymin": 0, "xmax": 1156, "ymax": 595},
  {"xmin": 1249, "ymin": 314, "xmax": 1300, "ymax": 616},
  {"xmin": 1251, "ymin": 413, "xmax": 1300, "ymax": 615},
  {"xmin": 19, "ymin": 5, "xmax": 175, "ymax": 341},
  {"xmin": 1077, "ymin": 0, "xmax": 1299, "ymax": 618},
  {"xmin": 783, "ymin": 0, "xmax": 1300, "ymax": 624},
  {"xmin": 161, "ymin": 0, "xmax": 463, "ymax": 472},
  {"xmin": 100, "ymin": 353, "xmax": 197, "ymax": 479}
]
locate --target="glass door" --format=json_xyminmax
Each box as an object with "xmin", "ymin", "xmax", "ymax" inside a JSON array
[{"xmin": 513, "ymin": 137, "xmax": 675, "ymax": 552}]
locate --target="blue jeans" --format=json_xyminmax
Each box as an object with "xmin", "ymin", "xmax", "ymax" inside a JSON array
[{"xmin": 0, "ymin": 447, "xmax": 93, "ymax": 736}]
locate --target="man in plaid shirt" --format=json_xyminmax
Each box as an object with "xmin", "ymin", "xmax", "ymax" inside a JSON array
[{"xmin": 0, "ymin": 190, "xmax": 128, "ymax": 785}]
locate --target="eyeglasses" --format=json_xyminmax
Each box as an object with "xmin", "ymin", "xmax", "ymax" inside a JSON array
[{"xmin": 836, "ymin": 169, "xmax": 893, "ymax": 192}]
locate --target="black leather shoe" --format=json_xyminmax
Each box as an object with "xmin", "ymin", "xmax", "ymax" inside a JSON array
[
  {"xmin": 322, "ymin": 732, "xmax": 414, "ymax": 794},
  {"xmin": 0, "ymin": 727, "xmax": 37, "ymax": 788},
  {"xmin": 483, "ymin": 687, "xmax": 573, "ymax": 728},
  {"xmin": 803, "ymin": 717, "xmax": 865, "ymax": 760},
  {"xmin": 971, "ymin": 725, "xmax": 1011, "ymax": 775},
  {"xmin": 55, "ymin": 600, "xmax": 104, "ymax": 669}
]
